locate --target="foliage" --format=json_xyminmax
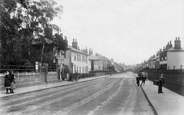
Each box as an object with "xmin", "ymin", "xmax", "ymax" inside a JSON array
[
  {"xmin": 62, "ymin": 65, "xmax": 70, "ymax": 74},
  {"xmin": 108, "ymin": 65, "xmax": 116, "ymax": 72},
  {"xmin": 0, "ymin": 0, "xmax": 67, "ymax": 66}
]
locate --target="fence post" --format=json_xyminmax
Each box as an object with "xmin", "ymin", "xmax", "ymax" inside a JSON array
[
  {"xmin": 17, "ymin": 72, "xmax": 19, "ymax": 83},
  {"xmin": 43, "ymin": 63, "xmax": 48, "ymax": 83}
]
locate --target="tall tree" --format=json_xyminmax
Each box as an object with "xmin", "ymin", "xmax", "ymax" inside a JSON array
[{"xmin": 0, "ymin": 0, "xmax": 67, "ymax": 67}]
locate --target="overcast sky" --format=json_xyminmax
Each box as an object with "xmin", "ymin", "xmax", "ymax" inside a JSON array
[{"xmin": 52, "ymin": 0, "xmax": 184, "ymax": 65}]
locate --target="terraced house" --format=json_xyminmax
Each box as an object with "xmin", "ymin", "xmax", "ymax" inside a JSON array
[{"xmin": 65, "ymin": 39, "xmax": 89, "ymax": 73}]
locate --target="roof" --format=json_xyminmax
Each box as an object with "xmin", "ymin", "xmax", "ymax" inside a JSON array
[
  {"xmin": 167, "ymin": 47, "xmax": 184, "ymax": 52},
  {"xmin": 88, "ymin": 55, "xmax": 102, "ymax": 61},
  {"xmin": 68, "ymin": 46, "xmax": 88, "ymax": 55},
  {"xmin": 150, "ymin": 56, "xmax": 160, "ymax": 61}
]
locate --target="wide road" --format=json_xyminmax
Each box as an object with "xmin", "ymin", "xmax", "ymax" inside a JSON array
[{"xmin": 0, "ymin": 72, "xmax": 155, "ymax": 115}]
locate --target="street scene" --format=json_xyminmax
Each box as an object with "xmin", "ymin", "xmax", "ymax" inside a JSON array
[
  {"xmin": 0, "ymin": 72, "xmax": 155, "ymax": 115},
  {"xmin": 1, "ymin": 0, "xmax": 184, "ymax": 115}
]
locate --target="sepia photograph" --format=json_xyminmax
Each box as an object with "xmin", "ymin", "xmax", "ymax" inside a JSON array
[{"xmin": 0, "ymin": 0, "xmax": 184, "ymax": 115}]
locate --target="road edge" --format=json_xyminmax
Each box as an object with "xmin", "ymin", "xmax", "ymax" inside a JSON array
[{"xmin": 140, "ymin": 86, "xmax": 158, "ymax": 115}]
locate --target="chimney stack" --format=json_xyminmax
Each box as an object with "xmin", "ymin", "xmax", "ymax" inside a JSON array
[
  {"xmin": 174, "ymin": 37, "xmax": 181, "ymax": 49},
  {"xmin": 163, "ymin": 46, "xmax": 166, "ymax": 51},
  {"xmin": 169, "ymin": 41, "xmax": 172, "ymax": 48},
  {"xmin": 89, "ymin": 48, "xmax": 93, "ymax": 55},
  {"xmin": 64, "ymin": 36, "xmax": 68, "ymax": 45},
  {"xmin": 72, "ymin": 39, "xmax": 75, "ymax": 48},
  {"xmin": 72, "ymin": 39, "xmax": 78, "ymax": 49},
  {"xmin": 166, "ymin": 42, "xmax": 169, "ymax": 50}
]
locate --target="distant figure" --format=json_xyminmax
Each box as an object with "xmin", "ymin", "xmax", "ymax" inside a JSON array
[
  {"xmin": 158, "ymin": 74, "xmax": 164, "ymax": 93},
  {"xmin": 140, "ymin": 72, "xmax": 147, "ymax": 86},
  {"xmin": 4, "ymin": 71, "xmax": 11, "ymax": 94},
  {"xmin": 138, "ymin": 72, "xmax": 142, "ymax": 82},
  {"xmin": 136, "ymin": 74, "xmax": 140, "ymax": 86},
  {"xmin": 9, "ymin": 70, "xmax": 15, "ymax": 93}
]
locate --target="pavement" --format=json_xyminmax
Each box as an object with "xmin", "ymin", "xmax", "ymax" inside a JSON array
[
  {"xmin": 1, "ymin": 74, "xmax": 184, "ymax": 115},
  {"xmin": 0, "ymin": 75, "xmax": 109, "ymax": 98},
  {"xmin": 141, "ymin": 80, "xmax": 184, "ymax": 115}
]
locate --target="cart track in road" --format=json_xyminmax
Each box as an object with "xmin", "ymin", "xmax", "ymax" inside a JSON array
[
  {"xmin": 1, "ymin": 73, "xmax": 156, "ymax": 115},
  {"xmin": 53, "ymin": 79, "xmax": 119, "ymax": 115},
  {"xmin": 4, "ymin": 78, "xmax": 117, "ymax": 115},
  {"xmin": 0, "ymin": 77, "xmax": 106, "ymax": 107}
]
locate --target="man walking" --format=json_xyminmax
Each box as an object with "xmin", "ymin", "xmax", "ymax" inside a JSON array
[
  {"xmin": 158, "ymin": 74, "xmax": 164, "ymax": 93},
  {"xmin": 140, "ymin": 72, "xmax": 147, "ymax": 86},
  {"xmin": 136, "ymin": 75, "xmax": 140, "ymax": 86},
  {"xmin": 4, "ymin": 71, "xmax": 11, "ymax": 94}
]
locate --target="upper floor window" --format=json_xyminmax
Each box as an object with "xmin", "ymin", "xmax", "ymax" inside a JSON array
[
  {"xmin": 79, "ymin": 54, "xmax": 81, "ymax": 62},
  {"xmin": 74, "ymin": 53, "xmax": 76, "ymax": 61},
  {"xmin": 82, "ymin": 55, "xmax": 86, "ymax": 62},
  {"xmin": 77, "ymin": 54, "xmax": 79, "ymax": 61}
]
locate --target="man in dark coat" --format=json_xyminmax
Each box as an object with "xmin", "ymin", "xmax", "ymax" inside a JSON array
[
  {"xmin": 158, "ymin": 74, "xmax": 164, "ymax": 93},
  {"xmin": 4, "ymin": 71, "xmax": 11, "ymax": 94},
  {"xmin": 136, "ymin": 76, "xmax": 140, "ymax": 86},
  {"xmin": 9, "ymin": 70, "xmax": 15, "ymax": 93},
  {"xmin": 140, "ymin": 72, "xmax": 147, "ymax": 86}
]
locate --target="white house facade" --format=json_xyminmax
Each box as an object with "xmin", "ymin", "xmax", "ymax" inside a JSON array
[
  {"xmin": 65, "ymin": 39, "xmax": 89, "ymax": 73},
  {"xmin": 167, "ymin": 37, "xmax": 184, "ymax": 70}
]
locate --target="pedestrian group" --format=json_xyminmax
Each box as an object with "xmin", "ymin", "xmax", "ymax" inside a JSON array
[
  {"xmin": 136, "ymin": 71, "xmax": 165, "ymax": 94},
  {"xmin": 135, "ymin": 72, "xmax": 147, "ymax": 87},
  {"xmin": 4, "ymin": 70, "xmax": 16, "ymax": 94}
]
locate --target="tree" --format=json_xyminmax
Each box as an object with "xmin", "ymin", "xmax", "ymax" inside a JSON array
[
  {"xmin": 0, "ymin": 0, "xmax": 67, "ymax": 67},
  {"xmin": 0, "ymin": 0, "xmax": 23, "ymax": 65},
  {"xmin": 108, "ymin": 65, "xmax": 116, "ymax": 72}
]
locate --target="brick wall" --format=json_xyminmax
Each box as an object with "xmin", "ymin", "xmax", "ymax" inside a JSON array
[{"xmin": 0, "ymin": 72, "xmax": 58, "ymax": 90}]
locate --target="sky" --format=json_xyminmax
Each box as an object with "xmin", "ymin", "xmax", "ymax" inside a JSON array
[{"xmin": 52, "ymin": 0, "xmax": 184, "ymax": 65}]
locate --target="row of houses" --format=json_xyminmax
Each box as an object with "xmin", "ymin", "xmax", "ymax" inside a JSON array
[
  {"xmin": 140, "ymin": 37, "xmax": 184, "ymax": 70},
  {"xmin": 55, "ymin": 39, "xmax": 125, "ymax": 74}
]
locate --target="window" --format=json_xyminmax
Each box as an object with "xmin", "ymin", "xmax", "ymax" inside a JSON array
[
  {"xmin": 82, "ymin": 55, "xmax": 84, "ymax": 62},
  {"xmin": 86, "ymin": 66, "xmax": 88, "ymax": 73},
  {"xmin": 86, "ymin": 56, "xmax": 87, "ymax": 63},
  {"xmin": 77, "ymin": 54, "xmax": 78, "ymax": 61},
  {"xmin": 74, "ymin": 53, "xmax": 76, "ymax": 61},
  {"xmin": 79, "ymin": 67, "xmax": 81, "ymax": 73},
  {"xmin": 79, "ymin": 55, "xmax": 81, "ymax": 62}
]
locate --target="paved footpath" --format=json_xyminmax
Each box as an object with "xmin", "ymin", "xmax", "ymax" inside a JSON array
[
  {"xmin": 0, "ymin": 75, "xmax": 109, "ymax": 98},
  {"xmin": 141, "ymin": 80, "xmax": 184, "ymax": 115}
]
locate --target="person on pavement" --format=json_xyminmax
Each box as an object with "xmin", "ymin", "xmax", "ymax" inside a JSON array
[
  {"xmin": 140, "ymin": 72, "xmax": 147, "ymax": 86},
  {"xmin": 135, "ymin": 73, "xmax": 140, "ymax": 86},
  {"xmin": 138, "ymin": 72, "xmax": 142, "ymax": 83},
  {"xmin": 4, "ymin": 71, "xmax": 11, "ymax": 94},
  {"xmin": 158, "ymin": 74, "xmax": 164, "ymax": 93},
  {"xmin": 136, "ymin": 76, "xmax": 140, "ymax": 86},
  {"xmin": 9, "ymin": 70, "xmax": 15, "ymax": 93}
]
